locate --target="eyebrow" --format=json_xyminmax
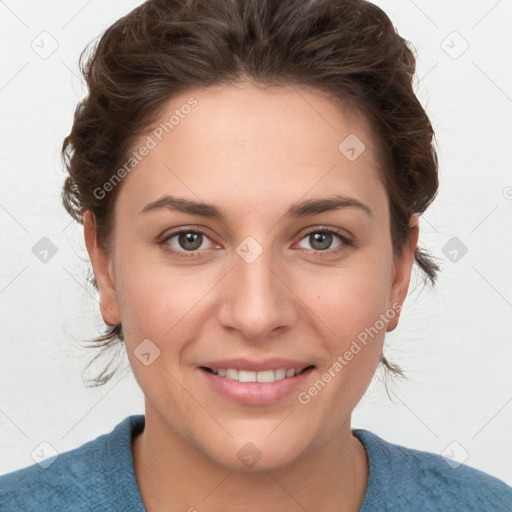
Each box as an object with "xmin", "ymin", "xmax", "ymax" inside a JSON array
[{"xmin": 140, "ymin": 194, "xmax": 372, "ymax": 219}]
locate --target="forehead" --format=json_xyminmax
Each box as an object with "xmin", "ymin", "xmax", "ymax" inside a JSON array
[
  {"xmin": 116, "ymin": 82, "xmax": 387, "ymax": 220},
  {"xmin": 143, "ymin": 82, "xmax": 380, "ymax": 165}
]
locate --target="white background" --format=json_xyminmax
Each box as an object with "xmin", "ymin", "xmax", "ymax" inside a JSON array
[{"xmin": 1, "ymin": 0, "xmax": 511, "ymax": 487}]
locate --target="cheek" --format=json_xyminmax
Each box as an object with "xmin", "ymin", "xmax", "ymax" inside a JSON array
[
  {"xmin": 113, "ymin": 246, "xmax": 222, "ymax": 358},
  {"xmin": 298, "ymin": 269, "xmax": 392, "ymax": 409},
  {"xmin": 309, "ymin": 255, "xmax": 393, "ymax": 341},
  {"xmin": 302, "ymin": 250, "xmax": 393, "ymax": 388},
  {"xmin": 113, "ymin": 263, "xmax": 201, "ymax": 399}
]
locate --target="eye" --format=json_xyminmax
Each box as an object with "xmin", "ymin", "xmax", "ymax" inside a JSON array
[
  {"xmin": 296, "ymin": 227, "xmax": 350, "ymax": 254},
  {"xmin": 159, "ymin": 226, "xmax": 351, "ymax": 258},
  {"xmin": 160, "ymin": 229, "xmax": 218, "ymax": 257}
]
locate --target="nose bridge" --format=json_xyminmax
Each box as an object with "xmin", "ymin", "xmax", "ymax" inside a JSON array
[{"xmin": 218, "ymin": 236, "xmax": 297, "ymax": 339}]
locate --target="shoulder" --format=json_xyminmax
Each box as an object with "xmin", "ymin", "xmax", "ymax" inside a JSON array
[
  {"xmin": 0, "ymin": 415, "xmax": 145, "ymax": 512},
  {"xmin": 354, "ymin": 429, "xmax": 512, "ymax": 511}
]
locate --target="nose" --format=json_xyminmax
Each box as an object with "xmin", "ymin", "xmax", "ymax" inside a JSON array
[{"xmin": 216, "ymin": 242, "xmax": 299, "ymax": 342}]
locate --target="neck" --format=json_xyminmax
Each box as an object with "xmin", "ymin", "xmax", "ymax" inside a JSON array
[{"xmin": 132, "ymin": 407, "xmax": 368, "ymax": 512}]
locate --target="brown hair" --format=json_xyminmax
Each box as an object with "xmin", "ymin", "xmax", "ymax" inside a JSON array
[{"xmin": 62, "ymin": 0, "xmax": 439, "ymax": 386}]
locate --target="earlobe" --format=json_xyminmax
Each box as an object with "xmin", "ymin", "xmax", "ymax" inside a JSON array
[
  {"xmin": 386, "ymin": 215, "xmax": 419, "ymax": 332},
  {"xmin": 83, "ymin": 210, "xmax": 120, "ymax": 326}
]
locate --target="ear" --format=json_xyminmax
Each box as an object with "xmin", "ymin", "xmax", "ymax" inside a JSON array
[
  {"xmin": 83, "ymin": 210, "xmax": 120, "ymax": 326},
  {"xmin": 386, "ymin": 214, "xmax": 419, "ymax": 332}
]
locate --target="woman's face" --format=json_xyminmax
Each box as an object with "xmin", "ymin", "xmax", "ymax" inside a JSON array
[{"xmin": 87, "ymin": 82, "xmax": 417, "ymax": 470}]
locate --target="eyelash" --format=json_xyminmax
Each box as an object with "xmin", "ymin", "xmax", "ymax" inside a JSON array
[{"xmin": 159, "ymin": 226, "xmax": 352, "ymax": 258}]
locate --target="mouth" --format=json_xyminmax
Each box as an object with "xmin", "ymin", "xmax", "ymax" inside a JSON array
[
  {"xmin": 197, "ymin": 363, "xmax": 316, "ymax": 405},
  {"xmin": 200, "ymin": 365, "xmax": 315, "ymax": 383}
]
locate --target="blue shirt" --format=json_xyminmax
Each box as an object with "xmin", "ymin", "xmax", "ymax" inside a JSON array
[{"xmin": 1, "ymin": 415, "xmax": 511, "ymax": 511}]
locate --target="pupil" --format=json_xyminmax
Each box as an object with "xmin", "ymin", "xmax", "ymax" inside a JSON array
[
  {"xmin": 311, "ymin": 232, "xmax": 331, "ymax": 250},
  {"xmin": 179, "ymin": 232, "xmax": 202, "ymax": 251}
]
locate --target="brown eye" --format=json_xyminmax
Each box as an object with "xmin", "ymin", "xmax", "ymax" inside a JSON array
[
  {"xmin": 297, "ymin": 228, "xmax": 348, "ymax": 253},
  {"xmin": 309, "ymin": 232, "xmax": 333, "ymax": 251},
  {"xmin": 161, "ymin": 229, "xmax": 216, "ymax": 256},
  {"xmin": 177, "ymin": 232, "xmax": 203, "ymax": 251}
]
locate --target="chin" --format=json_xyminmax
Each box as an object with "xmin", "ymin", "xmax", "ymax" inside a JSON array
[{"xmin": 203, "ymin": 436, "xmax": 308, "ymax": 473}]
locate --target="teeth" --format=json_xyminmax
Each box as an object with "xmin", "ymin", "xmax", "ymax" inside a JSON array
[
  {"xmin": 226, "ymin": 368, "xmax": 238, "ymax": 380},
  {"xmin": 274, "ymin": 368, "xmax": 286, "ymax": 380},
  {"xmin": 256, "ymin": 369, "xmax": 275, "ymax": 383},
  {"xmin": 209, "ymin": 367, "xmax": 303, "ymax": 383},
  {"xmin": 239, "ymin": 370, "xmax": 257, "ymax": 382}
]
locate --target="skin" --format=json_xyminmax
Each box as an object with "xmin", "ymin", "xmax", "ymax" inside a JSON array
[{"xmin": 84, "ymin": 82, "xmax": 418, "ymax": 511}]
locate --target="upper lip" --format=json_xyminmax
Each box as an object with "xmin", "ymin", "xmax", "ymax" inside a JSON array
[{"xmin": 199, "ymin": 358, "xmax": 315, "ymax": 372}]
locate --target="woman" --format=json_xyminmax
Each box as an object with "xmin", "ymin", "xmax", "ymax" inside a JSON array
[{"xmin": 1, "ymin": 0, "xmax": 511, "ymax": 510}]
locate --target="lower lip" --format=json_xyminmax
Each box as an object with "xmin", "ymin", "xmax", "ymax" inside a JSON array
[{"xmin": 198, "ymin": 367, "xmax": 315, "ymax": 405}]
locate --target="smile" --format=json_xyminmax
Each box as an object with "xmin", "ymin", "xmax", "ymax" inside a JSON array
[
  {"xmin": 198, "ymin": 363, "xmax": 316, "ymax": 405},
  {"xmin": 202, "ymin": 366, "xmax": 312, "ymax": 383}
]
